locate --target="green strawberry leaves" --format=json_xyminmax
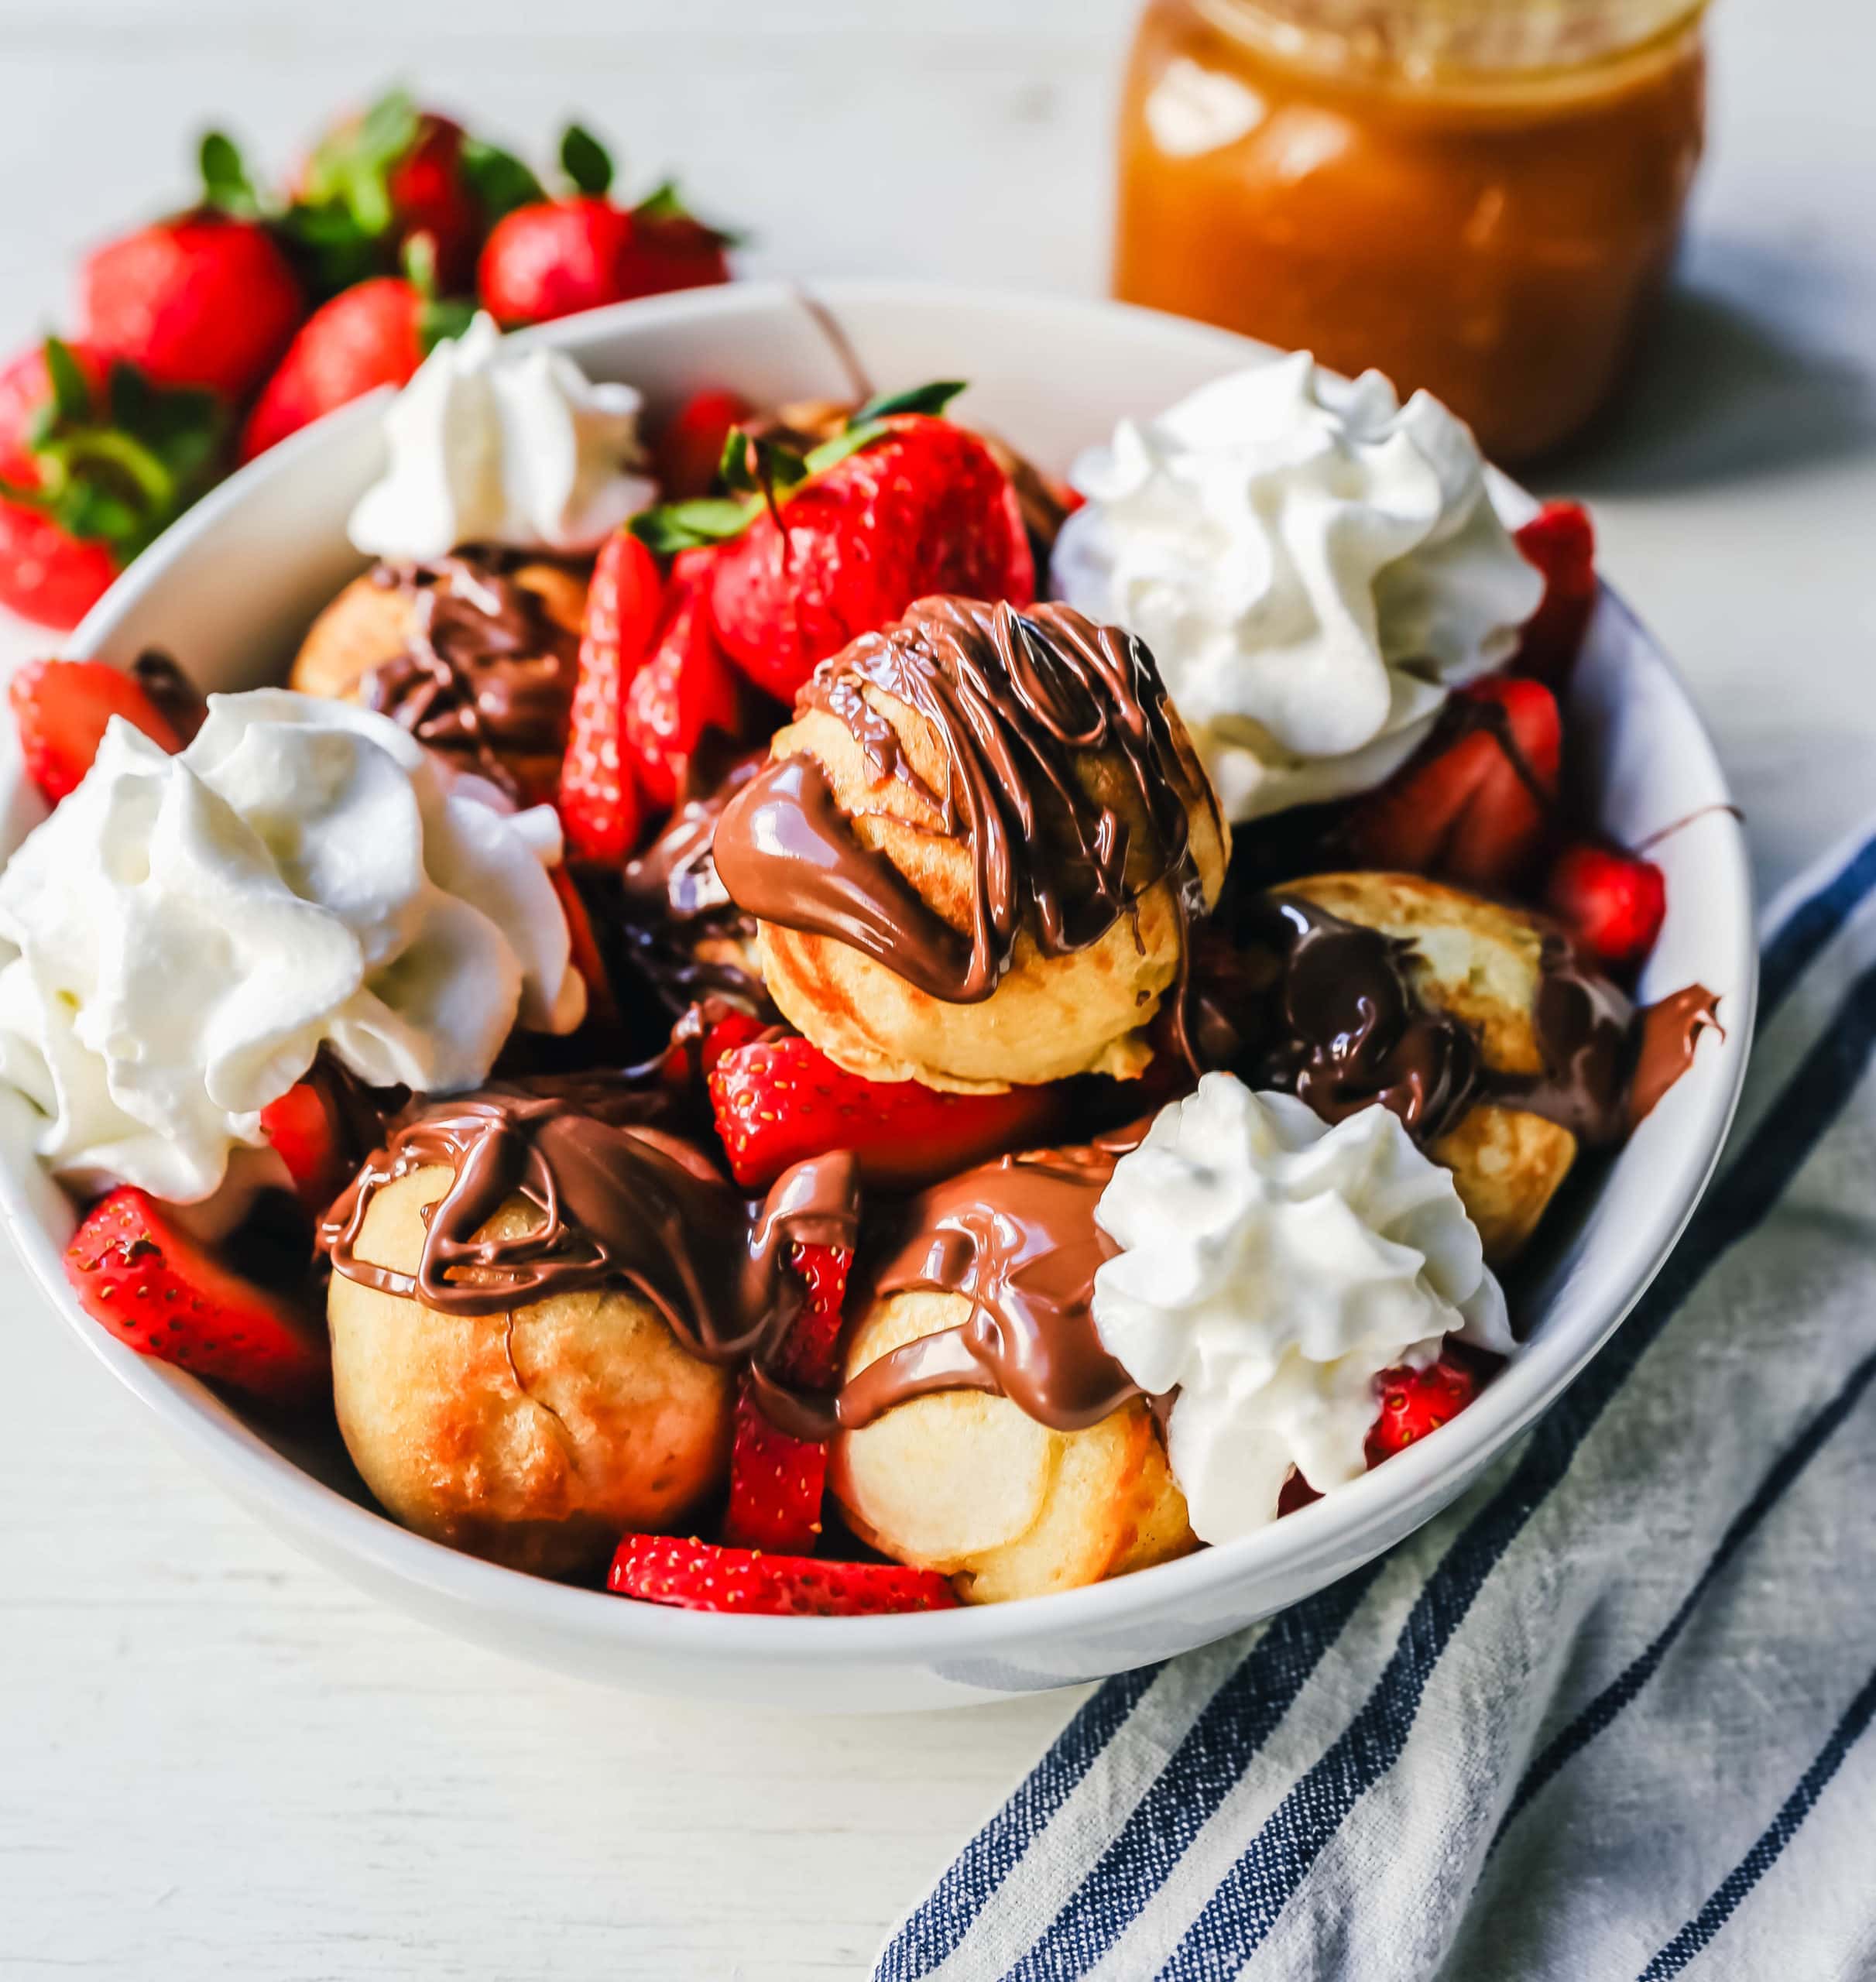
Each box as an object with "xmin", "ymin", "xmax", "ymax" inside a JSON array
[
  {"xmin": 198, "ymin": 130, "xmax": 263, "ymax": 219},
  {"xmin": 0, "ymin": 339, "xmax": 225, "ymax": 563},
  {"xmin": 459, "ymin": 138, "xmax": 544, "ymax": 223},
  {"xmin": 629, "ymin": 383, "xmax": 970, "ymax": 555},
  {"xmin": 560, "ymin": 124, "xmax": 614, "ymax": 198}
]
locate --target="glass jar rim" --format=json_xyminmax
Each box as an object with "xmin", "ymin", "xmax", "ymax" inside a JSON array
[{"xmin": 1190, "ymin": 0, "xmax": 1710, "ymax": 85}]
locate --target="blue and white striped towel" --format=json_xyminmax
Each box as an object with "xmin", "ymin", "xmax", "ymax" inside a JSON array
[{"xmin": 874, "ymin": 821, "xmax": 1876, "ymax": 1982}]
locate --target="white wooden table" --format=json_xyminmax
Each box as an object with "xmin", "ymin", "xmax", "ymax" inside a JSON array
[{"xmin": 0, "ymin": 4, "xmax": 1871, "ymax": 1975}]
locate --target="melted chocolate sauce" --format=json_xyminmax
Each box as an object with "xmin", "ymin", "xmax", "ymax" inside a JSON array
[
  {"xmin": 363, "ymin": 554, "xmax": 579, "ymax": 794},
  {"xmin": 1238, "ymin": 897, "xmax": 1481, "ymax": 1142},
  {"xmin": 1629, "ymin": 982, "xmax": 1724, "ymax": 1126},
  {"xmin": 132, "ymin": 650, "xmax": 208, "ymax": 746},
  {"xmin": 603, "ymin": 741, "xmax": 772, "ymax": 1017},
  {"xmin": 715, "ymin": 598, "xmax": 1220, "ymax": 1040},
  {"xmin": 321, "ymin": 1080, "xmax": 859, "ymax": 1416},
  {"xmin": 831, "ymin": 1133, "xmax": 1149, "ymax": 1437}
]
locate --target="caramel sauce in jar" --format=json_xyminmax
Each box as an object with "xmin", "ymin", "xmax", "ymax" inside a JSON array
[{"xmin": 1113, "ymin": 0, "xmax": 1708, "ymax": 460}]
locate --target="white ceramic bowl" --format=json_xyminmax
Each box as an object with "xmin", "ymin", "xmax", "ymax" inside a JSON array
[{"xmin": 0, "ymin": 281, "xmax": 1754, "ymax": 1712}]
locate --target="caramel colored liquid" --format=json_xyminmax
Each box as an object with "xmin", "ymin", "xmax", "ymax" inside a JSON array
[{"xmin": 1113, "ymin": 0, "xmax": 1706, "ymax": 460}]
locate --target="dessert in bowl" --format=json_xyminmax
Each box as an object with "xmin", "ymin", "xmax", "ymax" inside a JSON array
[{"xmin": 0, "ymin": 283, "xmax": 1751, "ymax": 1709}]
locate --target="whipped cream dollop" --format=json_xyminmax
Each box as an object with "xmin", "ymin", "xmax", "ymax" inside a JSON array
[
  {"xmin": 348, "ymin": 312, "xmax": 658, "ymax": 562},
  {"xmin": 1051, "ymin": 353, "xmax": 1545, "ymax": 821},
  {"xmin": 0, "ymin": 690, "xmax": 583, "ymax": 1203},
  {"xmin": 1092, "ymin": 1074, "xmax": 1511, "ymax": 1545}
]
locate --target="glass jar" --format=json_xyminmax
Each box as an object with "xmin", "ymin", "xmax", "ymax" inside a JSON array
[{"xmin": 1113, "ymin": 0, "xmax": 1709, "ymax": 461}]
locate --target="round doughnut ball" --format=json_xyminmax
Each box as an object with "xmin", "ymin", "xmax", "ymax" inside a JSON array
[
  {"xmin": 828, "ymin": 1290, "xmax": 1196, "ymax": 1604},
  {"xmin": 1284, "ymin": 870, "xmax": 1581, "ymax": 1264},
  {"xmin": 328, "ymin": 1166, "xmax": 732, "ymax": 1579},
  {"xmin": 754, "ymin": 692, "xmax": 1229, "ymax": 1093},
  {"xmin": 290, "ymin": 561, "xmax": 587, "ymax": 798}
]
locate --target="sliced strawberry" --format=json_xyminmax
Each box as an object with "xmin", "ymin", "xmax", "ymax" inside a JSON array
[
  {"xmin": 1346, "ymin": 673, "xmax": 1562, "ymax": 890},
  {"xmin": 257, "ymin": 1082, "xmax": 348, "ymax": 1211},
  {"xmin": 1365, "ymin": 1353, "xmax": 1482, "ymax": 1466},
  {"xmin": 708, "ymin": 1031, "xmax": 1060, "ymax": 1192},
  {"xmin": 558, "ymin": 527, "xmax": 661, "ymax": 863},
  {"xmin": 609, "ymin": 1535, "xmax": 958, "ymax": 1617},
  {"xmin": 722, "ymin": 1241, "xmax": 852, "ymax": 1554},
  {"xmin": 64, "ymin": 1187, "xmax": 328, "ymax": 1408},
  {"xmin": 1545, "ymin": 842, "xmax": 1666, "ymax": 972},
  {"xmin": 622, "ymin": 550, "xmax": 745, "ymax": 808},
  {"xmin": 1511, "ymin": 501, "xmax": 1597, "ymax": 684},
  {"xmin": 9, "ymin": 657, "xmax": 184, "ymax": 805},
  {"xmin": 549, "ymin": 864, "xmax": 616, "ymax": 1024},
  {"xmin": 654, "ymin": 387, "xmax": 750, "ymax": 500}
]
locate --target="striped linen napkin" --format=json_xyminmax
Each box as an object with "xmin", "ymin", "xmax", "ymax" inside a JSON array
[{"xmin": 874, "ymin": 820, "xmax": 1876, "ymax": 1982}]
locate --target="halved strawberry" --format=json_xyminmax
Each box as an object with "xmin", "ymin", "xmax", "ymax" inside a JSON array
[
  {"xmin": 9, "ymin": 657, "xmax": 185, "ymax": 805},
  {"xmin": 1364, "ymin": 1353, "xmax": 1482, "ymax": 1466},
  {"xmin": 1346, "ymin": 673, "xmax": 1562, "ymax": 890},
  {"xmin": 708, "ymin": 1032, "xmax": 1061, "ymax": 1192},
  {"xmin": 557, "ymin": 527, "xmax": 661, "ymax": 863},
  {"xmin": 722, "ymin": 1241, "xmax": 852, "ymax": 1554},
  {"xmin": 1511, "ymin": 501, "xmax": 1596, "ymax": 684},
  {"xmin": 64, "ymin": 1187, "xmax": 328, "ymax": 1408},
  {"xmin": 258, "ymin": 1082, "xmax": 348, "ymax": 1211},
  {"xmin": 1545, "ymin": 842, "xmax": 1665, "ymax": 972},
  {"xmin": 609, "ymin": 1535, "xmax": 958, "ymax": 1617},
  {"xmin": 622, "ymin": 549, "xmax": 745, "ymax": 808},
  {"xmin": 654, "ymin": 387, "xmax": 750, "ymax": 500}
]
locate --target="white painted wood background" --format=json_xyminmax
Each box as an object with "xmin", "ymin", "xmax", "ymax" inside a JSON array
[{"xmin": 0, "ymin": 2, "xmax": 1871, "ymax": 1975}]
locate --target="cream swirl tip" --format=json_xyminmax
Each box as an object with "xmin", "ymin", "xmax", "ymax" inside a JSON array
[{"xmin": 1092, "ymin": 1073, "xmax": 1511, "ymax": 1545}]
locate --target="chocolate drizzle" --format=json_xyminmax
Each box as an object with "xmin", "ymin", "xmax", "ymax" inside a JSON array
[
  {"xmin": 1240, "ymin": 897, "xmax": 1482, "ymax": 1141},
  {"xmin": 363, "ymin": 554, "xmax": 579, "ymax": 794},
  {"xmin": 606, "ymin": 741, "xmax": 771, "ymax": 1015},
  {"xmin": 1216, "ymin": 893, "xmax": 1719, "ymax": 1150},
  {"xmin": 321, "ymin": 1082, "xmax": 859, "ymax": 1415},
  {"xmin": 715, "ymin": 598, "xmax": 1220, "ymax": 1028},
  {"xmin": 832, "ymin": 1133, "xmax": 1148, "ymax": 1438}
]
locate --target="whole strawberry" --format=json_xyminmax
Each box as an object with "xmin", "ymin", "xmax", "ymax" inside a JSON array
[
  {"xmin": 0, "ymin": 338, "xmax": 224, "ymax": 629},
  {"xmin": 237, "ymin": 259, "xmax": 472, "ymax": 463},
  {"xmin": 1545, "ymin": 841, "xmax": 1665, "ymax": 971},
  {"xmin": 478, "ymin": 126, "xmax": 732, "ymax": 329},
  {"xmin": 80, "ymin": 197, "xmax": 304, "ymax": 402},
  {"xmin": 657, "ymin": 402, "xmax": 1035, "ymax": 703}
]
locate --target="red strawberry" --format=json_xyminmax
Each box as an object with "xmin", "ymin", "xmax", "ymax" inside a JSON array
[
  {"xmin": 549, "ymin": 865, "xmax": 616, "ymax": 1024},
  {"xmin": 1365, "ymin": 1353, "xmax": 1482, "ymax": 1465},
  {"xmin": 622, "ymin": 550, "xmax": 745, "ymax": 808},
  {"xmin": 723, "ymin": 1242, "xmax": 852, "ymax": 1553},
  {"xmin": 1511, "ymin": 501, "xmax": 1597, "ymax": 684},
  {"xmin": 557, "ymin": 528, "xmax": 662, "ymax": 863},
  {"xmin": 478, "ymin": 129, "xmax": 732, "ymax": 330},
  {"xmin": 708, "ymin": 1031, "xmax": 1060, "ymax": 1193},
  {"xmin": 64, "ymin": 1187, "xmax": 328, "ymax": 1407},
  {"xmin": 0, "ymin": 339, "xmax": 224, "ymax": 630},
  {"xmin": 655, "ymin": 386, "xmax": 751, "ymax": 499},
  {"xmin": 238, "ymin": 273, "xmax": 470, "ymax": 463},
  {"xmin": 258, "ymin": 1082, "xmax": 348, "ymax": 1211},
  {"xmin": 1346, "ymin": 673, "xmax": 1562, "ymax": 890},
  {"xmin": 80, "ymin": 214, "xmax": 303, "ymax": 402},
  {"xmin": 609, "ymin": 1535, "xmax": 958, "ymax": 1617},
  {"xmin": 1545, "ymin": 842, "xmax": 1665, "ymax": 971},
  {"xmin": 706, "ymin": 415, "xmax": 1035, "ymax": 703},
  {"xmin": 9, "ymin": 657, "xmax": 184, "ymax": 805}
]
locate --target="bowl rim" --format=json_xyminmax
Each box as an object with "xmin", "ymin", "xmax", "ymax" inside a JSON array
[{"xmin": 6, "ymin": 276, "xmax": 1758, "ymax": 1665}]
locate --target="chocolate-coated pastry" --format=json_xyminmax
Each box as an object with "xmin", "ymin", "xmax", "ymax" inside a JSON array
[
  {"xmin": 716, "ymin": 597, "xmax": 1229, "ymax": 1092},
  {"xmin": 290, "ymin": 553, "xmax": 585, "ymax": 801}
]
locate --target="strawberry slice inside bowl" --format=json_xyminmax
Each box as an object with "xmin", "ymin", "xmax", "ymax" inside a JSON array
[{"xmin": 0, "ymin": 283, "xmax": 1754, "ymax": 1711}]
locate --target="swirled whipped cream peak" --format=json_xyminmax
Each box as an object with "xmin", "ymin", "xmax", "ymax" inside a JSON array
[
  {"xmin": 348, "ymin": 311, "xmax": 658, "ymax": 562},
  {"xmin": 1092, "ymin": 1073, "xmax": 1511, "ymax": 1545},
  {"xmin": 0, "ymin": 689, "xmax": 583, "ymax": 1203},
  {"xmin": 1051, "ymin": 352, "xmax": 1545, "ymax": 821}
]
